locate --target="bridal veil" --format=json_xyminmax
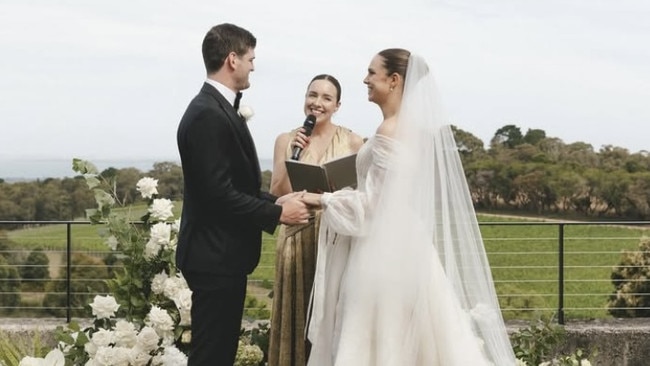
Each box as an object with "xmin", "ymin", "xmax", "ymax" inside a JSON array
[{"xmin": 367, "ymin": 53, "xmax": 516, "ymax": 364}]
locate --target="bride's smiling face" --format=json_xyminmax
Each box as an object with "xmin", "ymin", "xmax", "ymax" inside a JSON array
[{"xmin": 363, "ymin": 54, "xmax": 391, "ymax": 105}]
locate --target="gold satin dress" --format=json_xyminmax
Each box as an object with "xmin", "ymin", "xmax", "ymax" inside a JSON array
[{"xmin": 268, "ymin": 126, "xmax": 358, "ymax": 366}]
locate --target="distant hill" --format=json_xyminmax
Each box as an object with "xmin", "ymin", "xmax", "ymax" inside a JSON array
[{"xmin": 0, "ymin": 158, "xmax": 274, "ymax": 181}]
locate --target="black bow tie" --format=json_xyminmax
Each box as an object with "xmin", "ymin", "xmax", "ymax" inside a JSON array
[{"xmin": 234, "ymin": 92, "xmax": 243, "ymax": 110}]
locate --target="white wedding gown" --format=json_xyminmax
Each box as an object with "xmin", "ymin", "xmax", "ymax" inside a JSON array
[{"xmin": 307, "ymin": 134, "xmax": 511, "ymax": 366}]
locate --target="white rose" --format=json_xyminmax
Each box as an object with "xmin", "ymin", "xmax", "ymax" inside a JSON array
[
  {"xmin": 163, "ymin": 275, "xmax": 186, "ymax": 300},
  {"xmin": 114, "ymin": 320, "xmax": 138, "ymax": 348},
  {"xmin": 136, "ymin": 326, "xmax": 161, "ymax": 353},
  {"xmin": 150, "ymin": 222, "xmax": 171, "ymax": 247},
  {"xmin": 174, "ymin": 288, "xmax": 193, "ymax": 326},
  {"xmin": 41, "ymin": 349, "xmax": 65, "ymax": 365},
  {"xmin": 94, "ymin": 347, "xmax": 116, "ymax": 366},
  {"xmin": 91, "ymin": 328, "xmax": 114, "ymax": 347},
  {"xmin": 149, "ymin": 198, "xmax": 174, "ymax": 221},
  {"xmin": 136, "ymin": 177, "xmax": 159, "ymax": 199},
  {"xmin": 238, "ymin": 105, "xmax": 254, "ymax": 121},
  {"xmin": 146, "ymin": 305, "xmax": 175, "ymax": 335},
  {"xmin": 89, "ymin": 295, "xmax": 120, "ymax": 319},
  {"xmin": 181, "ymin": 330, "xmax": 192, "ymax": 344},
  {"xmin": 18, "ymin": 357, "xmax": 42, "ymax": 366},
  {"xmin": 151, "ymin": 271, "xmax": 169, "ymax": 295},
  {"xmin": 129, "ymin": 348, "xmax": 153, "ymax": 366},
  {"xmin": 84, "ymin": 341, "xmax": 98, "ymax": 357},
  {"xmin": 144, "ymin": 238, "xmax": 161, "ymax": 259},
  {"xmin": 160, "ymin": 345, "xmax": 188, "ymax": 366}
]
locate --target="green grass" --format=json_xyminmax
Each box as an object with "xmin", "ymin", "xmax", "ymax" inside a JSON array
[
  {"xmin": 479, "ymin": 215, "xmax": 648, "ymax": 320},
  {"xmin": 7, "ymin": 212, "xmax": 649, "ymax": 321}
]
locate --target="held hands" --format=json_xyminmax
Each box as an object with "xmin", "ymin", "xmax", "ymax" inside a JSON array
[
  {"xmin": 278, "ymin": 194, "xmax": 310, "ymax": 225},
  {"xmin": 276, "ymin": 191, "xmax": 323, "ymax": 225},
  {"xmin": 300, "ymin": 191, "xmax": 323, "ymax": 208}
]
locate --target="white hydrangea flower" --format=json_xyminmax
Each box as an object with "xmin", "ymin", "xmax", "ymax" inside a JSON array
[
  {"xmin": 89, "ymin": 295, "xmax": 120, "ymax": 320},
  {"xmin": 136, "ymin": 177, "xmax": 159, "ymax": 199},
  {"xmin": 149, "ymin": 198, "xmax": 174, "ymax": 221},
  {"xmin": 238, "ymin": 105, "xmax": 254, "ymax": 121}
]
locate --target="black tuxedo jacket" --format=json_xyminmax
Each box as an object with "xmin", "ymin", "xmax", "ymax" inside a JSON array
[{"xmin": 176, "ymin": 83, "xmax": 282, "ymax": 280}]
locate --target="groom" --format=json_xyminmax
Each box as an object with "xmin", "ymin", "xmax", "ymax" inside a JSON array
[{"xmin": 176, "ymin": 23, "xmax": 310, "ymax": 365}]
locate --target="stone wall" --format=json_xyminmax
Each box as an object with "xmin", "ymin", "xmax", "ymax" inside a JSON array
[
  {"xmin": 507, "ymin": 318, "xmax": 650, "ymax": 366},
  {"xmin": 3, "ymin": 318, "xmax": 650, "ymax": 365}
]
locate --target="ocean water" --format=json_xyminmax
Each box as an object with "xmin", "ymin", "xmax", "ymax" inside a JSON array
[{"xmin": 0, "ymin": 158, "xmax": 274, "ymax": 182}]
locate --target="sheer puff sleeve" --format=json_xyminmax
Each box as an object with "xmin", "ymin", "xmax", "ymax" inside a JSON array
[{"xmin": 319, "ymin": 134, "xmax": 394, "ymax": 237}]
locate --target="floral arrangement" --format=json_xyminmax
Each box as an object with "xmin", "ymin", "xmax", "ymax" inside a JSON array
[
  {"xmin": 238, "ymin": 105, "xmax": 254, "ymax": 121},
  {"xmin": 17, "ymin": 159, "xmax": 263, "ymax": 365}
]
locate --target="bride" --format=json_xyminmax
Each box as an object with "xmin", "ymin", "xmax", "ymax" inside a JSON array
[{"xmin": 301, "ymin": 49, "xmax": 517, "ymax": 365}]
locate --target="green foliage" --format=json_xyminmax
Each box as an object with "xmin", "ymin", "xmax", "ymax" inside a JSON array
[
  {"xmin": 54, "ymin": 321, "xmax": 92, "ymax": 365},
  {"xmin": 20, "ymin": 248, "xmax": 50, "ymax": 291},
  {"xmin": 0, "ymin": 329, "xmax": 48, "ymax": 366},
  {"xmin": 608, "ymin": 236, "xmax": 650, "ymax": 317},
  {"xmin": 243, "ymin": 295, "xmax": 271, "ymax": 319},
  {"xmin": 0, "ymin": 255, "xmax": 21, "ymax": 313},
  {"xmin": 510, "ymin": 316, "xmax": 595, "ymax": 366},
  {"xmin": 42, "ymin": 252, "xmax": 109, "ymax": 317},
  {"xmin": 511, "ymin": 317, "xmax": 566, "ymax": 365},
  {"xmin": 70, "ymin": 158, "xmax": 189, "ymax": 344}
]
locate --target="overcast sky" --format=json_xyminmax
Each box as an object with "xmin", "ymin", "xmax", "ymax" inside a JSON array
[{"xmin": 1, "ymin": 0, "xmax": 649, "ymax": 165}]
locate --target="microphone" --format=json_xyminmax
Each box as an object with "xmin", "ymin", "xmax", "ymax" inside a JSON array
[{"xmin": 290, "ymin": 115, "xmax": 316, "ymax": 160}]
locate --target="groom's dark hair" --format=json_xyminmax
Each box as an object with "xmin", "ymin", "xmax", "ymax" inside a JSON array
[{"xmin": 202, "ymin": 23, "xmax": 257, "ymax": 74}]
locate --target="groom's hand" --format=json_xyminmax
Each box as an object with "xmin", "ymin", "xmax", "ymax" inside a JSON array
[{"xmin": 279, "ymin": 196, "xmax": 310, "ymax": 225}]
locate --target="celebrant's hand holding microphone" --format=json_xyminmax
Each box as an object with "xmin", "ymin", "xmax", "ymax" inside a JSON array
[{"xmin": 290, "ymin": 114, "xmax": 316, "ymax": 160}]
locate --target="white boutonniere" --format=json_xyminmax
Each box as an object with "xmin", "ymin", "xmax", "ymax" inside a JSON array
[{"xmin": 238, "ymin": 105, "xmax": 254, "ymax": 122}]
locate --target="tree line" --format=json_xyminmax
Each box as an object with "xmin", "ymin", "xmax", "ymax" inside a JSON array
[{"xmin": 1, "ymin": 124, "xmax": 650, "ymax": 223}]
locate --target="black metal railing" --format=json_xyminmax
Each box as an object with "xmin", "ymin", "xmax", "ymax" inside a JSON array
[{"xmin": 1, "ymin": 219, "xmax": 649, "ymax": 324}]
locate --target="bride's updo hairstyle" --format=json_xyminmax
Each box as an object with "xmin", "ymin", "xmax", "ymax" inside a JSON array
[{"xmin": 378, "ymin": 48, "xmax": 411, "ymax": 81}]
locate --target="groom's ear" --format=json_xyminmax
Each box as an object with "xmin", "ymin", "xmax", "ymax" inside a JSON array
[{"xmin": 225, "ymin": 52, "xmax": 238, "ymax": 70}]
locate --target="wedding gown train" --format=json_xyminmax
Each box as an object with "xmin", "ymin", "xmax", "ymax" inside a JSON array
[{"xmin": 307, "ymin": 135, "xmax": 507, "ymax": 366}]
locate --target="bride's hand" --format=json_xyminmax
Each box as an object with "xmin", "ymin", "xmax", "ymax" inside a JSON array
[
  {"xmin": 300, "ymin": 192, "xmax": 322, "ymax": 208},
  {"xmin": 275, "ymin": 191, "xmax": 302, "ymax": 205}
]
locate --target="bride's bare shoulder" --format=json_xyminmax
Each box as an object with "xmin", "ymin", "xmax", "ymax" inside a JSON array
[{"xmin": 376, "ymin": 118, "xmax": 398, "ymax": 139}]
